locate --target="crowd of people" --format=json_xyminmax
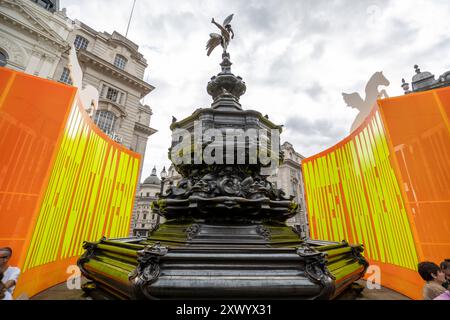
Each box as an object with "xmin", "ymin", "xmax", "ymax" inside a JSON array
[{"xmin": 418, "ymin": 260, "xmax": 450, "ymax": 300}]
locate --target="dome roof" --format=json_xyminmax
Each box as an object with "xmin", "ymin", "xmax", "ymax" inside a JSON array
[
  {"xmin": 143, "ymin": 175, "xmax": 160, "ymax": 185},
  {"xmin": 412, "ymin": 65, "xmax": 435, "ymax": 85},
  {"xmin": 143, "ymin": 167, "xmax": 160, "ymax": 185},
  {"xmin": 410, "ymin": 65, "xmax": 437, "ymax": 92}
]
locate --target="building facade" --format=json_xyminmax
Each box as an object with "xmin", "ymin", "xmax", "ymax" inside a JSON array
[
  {"xmin": 130, "ymin": 164, "xmax": 181, "ymax": 236},
  {"xmin": 0, "ymin": 0, "xmax": 156, "ymax": 171},
  {"xmin": 268, "ymin": 142, "xmax": 309, "ymax": 238},
  {"xmin": 402, "ymin": 64, "xmax": 450, "ymax": 94},
  {"xmin": 54, "ymin": 21, "xmax": 156, "ymax": 157},
  {"xmin": 0, "ymin": 0, "xmax": 71, "ymax": 77},
  {"xmin": 131, "ymin": 167, "xmax": 167, "ymax": 237}
]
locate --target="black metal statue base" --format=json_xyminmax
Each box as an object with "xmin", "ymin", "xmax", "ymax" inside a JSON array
[
  {"xmin": 79, "ymin": 222, "xmax": 367, "ymax": 300},
  {"xmin": 78, "ymin": 40, "xmax": 368, "ymax": 300}
]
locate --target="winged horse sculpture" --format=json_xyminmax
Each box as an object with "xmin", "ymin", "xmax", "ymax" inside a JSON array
[
  {"xmin": 342, "ymin": 71, "xmax": 390, "ymax": 133},
  {"xmin": 67, "ymin": 43, "xmax": 99, "ymax": 116},
  {"xmin": 206, "ymin": 14, "xmax": 235, "ymax": 56}
]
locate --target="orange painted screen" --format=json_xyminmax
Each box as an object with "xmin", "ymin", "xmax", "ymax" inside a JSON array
[
  {"xmin": 303, "ymin": 88, "xmax": 450, "ymax": 300},
  {"xmin": 302, "ymin": 106, "xmax": 422, "ymax": 299},
  {"xmin": 0, "ymin": 68, "xmax": 141, "ymax": 298},
  {"xmin": 0, "ymin": 68, "xmax": 75, "ymax": 268},
  {"xmin": 378, "ymin": 87, "xmax": 450, "ymax": 264}
]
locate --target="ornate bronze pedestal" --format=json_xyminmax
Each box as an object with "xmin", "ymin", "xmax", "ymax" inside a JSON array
[{"xmin": 78, "ymin": 15, "xmax": 368, "ymax": 300}]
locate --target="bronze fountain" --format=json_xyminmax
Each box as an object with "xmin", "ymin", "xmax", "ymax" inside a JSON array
[{"xmin": 78, "ymin": 15, "xmax": 368, "ymax": 300}]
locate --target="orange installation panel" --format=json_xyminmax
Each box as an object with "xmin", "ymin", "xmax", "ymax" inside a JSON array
[
  {"xmin": 0, "ymin": 68, "xmax": 76, "ymax": 268},
  {"xmin": 302, "ymin": 105, "xmax": 422, "ymax": 299},
  {"xmin": 0, "ymin": 69, "xmax": 141, "ymax": 298},
  {"xmin": 378, "ymin": 87, "xmax": 450, "ymax": 265}
]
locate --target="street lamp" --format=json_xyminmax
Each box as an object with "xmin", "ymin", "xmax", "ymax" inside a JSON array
[
  {"xmin": 157, "ymin": 166, "xmax": 167, "ymax": 225},
  {"xmin": 160, "ymin": 166, "xmax": 167, "ymax": 194}
]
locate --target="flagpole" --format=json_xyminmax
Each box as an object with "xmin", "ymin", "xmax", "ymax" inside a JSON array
[{"xmin": 125, "ymin": 0, "xmax": 137, "ymax": 37}]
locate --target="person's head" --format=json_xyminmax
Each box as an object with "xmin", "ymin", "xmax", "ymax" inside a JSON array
[
  {"xmin": 0, "ymin": 247, "xmax": 12, "ymax": 268},
  {"xmin": 418, "ymin": 261, "xmax": 446, "ymax": 284},
  {"xmin": 440, "ymin": 259, "xmax": 450, "ymax": 281}
]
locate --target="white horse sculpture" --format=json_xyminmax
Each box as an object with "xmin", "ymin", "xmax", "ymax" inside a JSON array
[
  {"xmin": 67, "ymin": 43, "xmax": 99, "ymax": 115},
  {"xmin": 342, "ymin": 71, "xmax": 390, "ymax": 133}
]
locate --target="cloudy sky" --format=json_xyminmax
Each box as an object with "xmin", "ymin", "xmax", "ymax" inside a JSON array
[{"xmin": 61, "ymin": 0, "xmax": 450, "ymax": 181}]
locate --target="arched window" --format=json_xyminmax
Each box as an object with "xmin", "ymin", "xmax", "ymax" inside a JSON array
[
  {"xmin": 74, "ymin": 35, "xmax": 89, "ymax": 50},
  {"xmin": 114, "ymin": 54, "xmax": 127, "ymax": 70},
  {"xmin": 93, "ymin": 110, "xmax": 116, "ymax": 134},
  {"xmin": 0, "ymin": 50, "xmax": 8, "ymax": 67}
]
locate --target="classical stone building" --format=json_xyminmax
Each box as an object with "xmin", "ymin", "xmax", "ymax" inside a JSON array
[
  {"xmin": 0, "ymin": 0, "xmax": 71, "ymax": 76},
  {"xmin": 55, "ymin": 20, "xmax": 156, "ymax": 159},
  {"xmin": 131, "ymin": 167, "xmax": 168, "ymax": 237},
  {"xmin": 130, "ymin": 164, "xmax": 181, "ymax": 236},
  {"xmin": 0, "ymin": 0, "xmax": 156, "ymax": 172},
  {"xmin": 268, "ymin": 142, "xmax": 309, "ymax": 238}
]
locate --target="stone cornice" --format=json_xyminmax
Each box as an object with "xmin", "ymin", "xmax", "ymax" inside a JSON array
[
  {"xmin": 77, "ymin": 49, "xmax": 154, "ymax": 98},
  {"xmin": 134, "ymin": 122, "xmax": 157, "ymax": 137},
  {"xmin": 136, "ymin": 196, "xmax": 157, "ymax": 201}
]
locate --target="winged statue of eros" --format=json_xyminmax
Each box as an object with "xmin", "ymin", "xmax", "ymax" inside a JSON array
[{"xmin": 206, "ymin": 14, "xmax": 235, "ymax": 56}]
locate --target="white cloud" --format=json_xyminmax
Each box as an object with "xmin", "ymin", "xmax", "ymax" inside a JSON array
[{"xmin": 61, "ymin": 0, "xmax": 450, "ymax": 181}]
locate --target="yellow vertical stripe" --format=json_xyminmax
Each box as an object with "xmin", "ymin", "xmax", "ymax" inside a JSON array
[
  {"xmin": 23, "ymin": 103, "xmax": 140, "ymax": 271},
  {"xmin": 303, "ymin": 110, "xmax": 419, "ymax": 270}
]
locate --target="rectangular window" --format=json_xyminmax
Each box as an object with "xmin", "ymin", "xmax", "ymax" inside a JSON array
[
  {"xmin": 143, "ymin": 214, "xmax": 147, "ymax": 220},
  {"xmin": 141, "ymin": 224, "xmax": 145, "ymax": 228},
  {"xmin": 106, "ymin": 87, "xmax": 119, "ymax": 102},
  {"xmin": 59, "ymin": 68, "xmax": 73, "ymax": 85},
  {"xmin": 74, "ymin": 35, "xmax": 89, "ymax": 50},
  {"xmin": 32, "ymin": 0, "xmax": 55, "ymax": 11},
  {"xmin": 114, "ymin": 55, "xmax": 127, "ymax": 70}
]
